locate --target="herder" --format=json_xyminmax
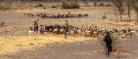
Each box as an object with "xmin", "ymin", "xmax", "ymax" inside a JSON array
[{"xmin": 103, "ymin": 31, "xmax": 113, "ymax": 56}]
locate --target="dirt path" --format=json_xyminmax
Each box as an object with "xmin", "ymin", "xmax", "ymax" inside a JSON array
[{"xmin": 0, "ymin": 37, "xmax": 138, "ymax": 59}]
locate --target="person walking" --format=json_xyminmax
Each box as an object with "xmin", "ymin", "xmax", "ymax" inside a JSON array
[
  {"xmin": 33, "ymin": 21, "xmax": 39, "ymax": 32},
  {"xmin": 64, "ymin": 20, "xmax": 69, "ymax": 39},
  {"xmin": 103, "ymin": 31, "xmax": 113, "ymax": 56}
]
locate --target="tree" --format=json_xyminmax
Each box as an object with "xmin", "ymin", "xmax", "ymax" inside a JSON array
[
  {"xmin": 126, "ymin": 0, "xmax": 131, "ymax": 21},
  {"xmin": 83, "ymin": 0, "xmax": 89, "ymax": 7},
  {"xmin": 112, "ymin": 0, "xmax": 124, "ymax": 21},
  {"xmin": 131, "ymin": 0, "xmax": 138, "ymax": 23}
]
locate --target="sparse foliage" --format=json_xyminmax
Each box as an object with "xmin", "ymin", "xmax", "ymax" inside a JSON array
[{"xmin": 61, "ymin": 1, "xmax": 80, "ymax": 9}]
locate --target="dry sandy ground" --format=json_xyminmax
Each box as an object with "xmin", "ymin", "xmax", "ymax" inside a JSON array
[
  {"xmin": 0, "ymin": 35, "xmax": 98, "ymax": 59},
  {"xmin": 0, "ymin": 7, "xmax": 138, "ymax": 59},
  {"xmin": 0, "ymin": 7, "xmax": 138, "ymax": 30},
  {"xmin": 0, "ymin": 35, "xmax": 138, "ymax": 59},
  {"xmin": 0, "ymin": 35, "xmax": 96, "ymax": 54}
]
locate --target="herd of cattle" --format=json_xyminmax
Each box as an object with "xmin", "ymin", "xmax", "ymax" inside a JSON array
[
  {"xmin": 28, "ymin": 24, "xmax": 138, "ymax": 38},
  {"xmin": 24, "ymin": 13, "xmax": 89, "ymax": 18}
]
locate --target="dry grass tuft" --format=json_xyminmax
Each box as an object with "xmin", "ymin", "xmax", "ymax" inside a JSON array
[{"xmin": 112, "ymin": 48, "xmax": 130, "ymax": 58}]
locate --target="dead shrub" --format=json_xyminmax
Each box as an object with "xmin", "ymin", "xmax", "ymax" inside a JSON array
[{"xmin": 34, "ymin": 3, "xmax": 44, "ymax": 8}]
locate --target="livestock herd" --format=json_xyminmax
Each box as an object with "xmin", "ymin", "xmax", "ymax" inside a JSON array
[
  {"xmin": 24, "ymin": 13, "xmax": 89, "ymax": 18},
  {"xmin": 28, "ymin": 24, "xmax": 138, "ymax": 38}
]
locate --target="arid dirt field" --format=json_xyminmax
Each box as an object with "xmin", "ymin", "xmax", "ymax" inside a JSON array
[{"xmin": 0, "ymin": 4, "xmax": 138, "ymax": 59}]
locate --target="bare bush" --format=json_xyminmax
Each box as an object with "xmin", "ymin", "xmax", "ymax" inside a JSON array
[
  {"xmin": 0, "ymin": 7, "xmax": 10, "ymax": 11},
  {"xmin": 51, "ymin": 5, "xmax": 57, "ymax": 8},
  {"xmin": 0, "ymin": 21, "xmax": 5, "ymax": 27},
  {"xmin": 34, "ymin": 3, "xmax": 44, "ymax": 8},
  {"xmin": 98, "ymin": 2, "xmax": 104, "ymax": 6},
  {"xmin": 131, "ymin": 0, "xmax": 138, "ymax": 23},
  {"xmin": 51, "ymin": 5, "xmax": 60, "ymax": 9},
  {"xmin": 112, "ymin": 0, "xmax": 125, "ymax": 20},
  {"xmin": 93, "ymin": 2, "xmax": 97, "ymax": 7},
  {"xmin": 105, "ymin": 3, "xmax": 112, "ymax": 7}
]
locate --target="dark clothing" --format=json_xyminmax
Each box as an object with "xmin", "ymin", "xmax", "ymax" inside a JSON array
[
  {"xmin": 33, "ymin": 21, "xmax": 38, "ymax": 32},
  {"xmin": 105, "ymin": 43, "xmax": 112, "ymax": 56},
  {"xmin": 33, "ymin": 25, "xmax": 38, "ymax": 32},
  {"xmin": 104, "ymin": 34, "xmax": 112, "ymax": 44},
  {"xmin": 103, "ymin": 32, "xmax": 112, "ymax": 56},
  {"xmin": 64, "ymin": 20, "xmax": 69, "ymax": 39},
  {"xmin": 64, "ymin": 28, "xmax": 68, "ymax": 39}
]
